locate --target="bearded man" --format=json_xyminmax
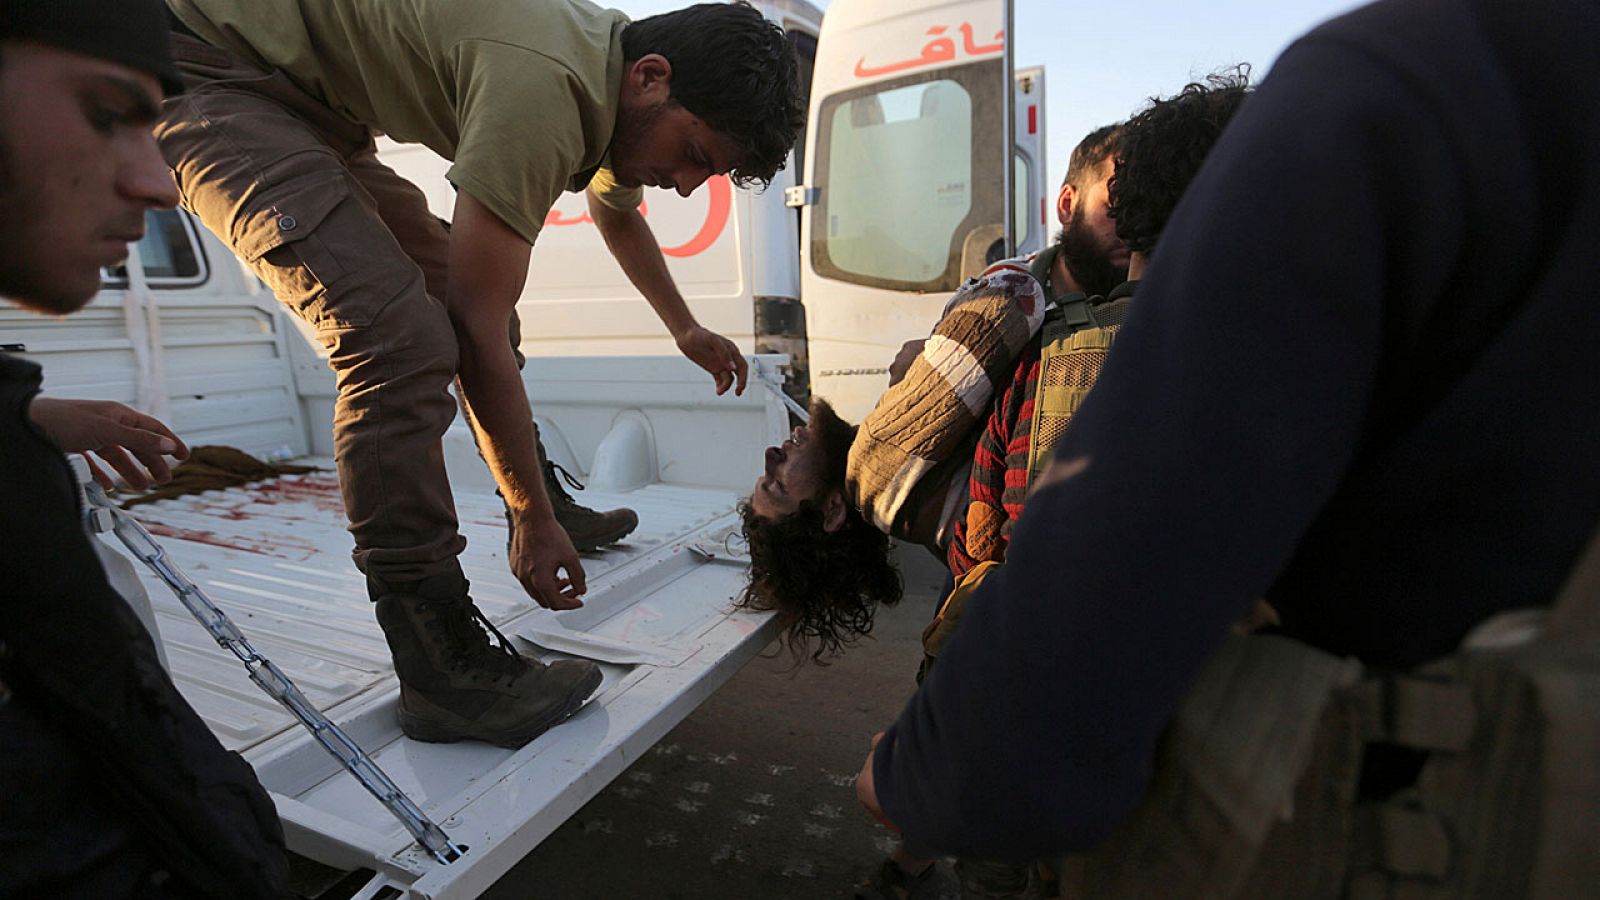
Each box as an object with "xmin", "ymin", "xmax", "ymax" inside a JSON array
[{"xmin": 1050, "ymin": 124, "xmax": 1130, "ymax": 299}]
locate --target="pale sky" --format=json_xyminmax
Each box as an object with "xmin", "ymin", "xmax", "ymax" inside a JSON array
[{"xmin": 613, "ymin": 0, "xmax": 1371, "ymax": 187}]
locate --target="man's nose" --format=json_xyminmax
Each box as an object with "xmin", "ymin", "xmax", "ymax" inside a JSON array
[
  {"xmin": 122, "ymin": 133, "xmax": 180, "ymax": 210},
  {"xmin": 675, "ymin": 169, "xmax": 709, "ymax": 198}
]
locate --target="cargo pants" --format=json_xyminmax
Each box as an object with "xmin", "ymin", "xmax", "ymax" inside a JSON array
[{"xmin": 156, "ymin": 32, "xmax": 518, "ymax": 581}]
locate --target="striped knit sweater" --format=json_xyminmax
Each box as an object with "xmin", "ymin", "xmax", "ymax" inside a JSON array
[{"xmin": 846, "ymin": 255, "xmax": 1048, "ymax": 538}]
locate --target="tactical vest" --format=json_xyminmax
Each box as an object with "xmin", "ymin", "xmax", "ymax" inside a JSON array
[
  {"xmin": 1053, "ymin": 522, "xmax": 1600, "ymax": 900},
  {"xmin": 923, "ymin": 283, "xmax": 1135, "ymax": 675},
  {"xmin": 1025, "ymin": 284, "xmax": 1137, "ymax": 486}
]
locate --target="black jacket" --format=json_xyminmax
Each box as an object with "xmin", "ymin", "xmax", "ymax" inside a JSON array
[{"xmin": 0, "ymin": 353, "xmax": 287, "ymax": 899}]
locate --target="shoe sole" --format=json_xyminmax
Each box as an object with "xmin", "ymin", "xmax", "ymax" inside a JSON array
[
  {"xmin": 567, "ymin": 516, "xmax": 640, "ymax": 553},
  {"xmin": 399, "ymin": 665, "xmax": 605, "ymax": 749}
]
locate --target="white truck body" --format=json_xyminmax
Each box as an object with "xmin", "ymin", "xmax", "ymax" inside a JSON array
[{"xmin": 0, "ymin": 0, "xmax": 1032, "ymax": 895}]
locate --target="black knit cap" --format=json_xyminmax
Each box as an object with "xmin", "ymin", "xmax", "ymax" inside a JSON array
[{"xmin": 2, "ymin": 0, "xmax": 184, "ymax": 96}]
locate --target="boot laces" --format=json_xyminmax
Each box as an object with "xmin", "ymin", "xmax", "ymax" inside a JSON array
[
  {"xmin": 424, "ymin": 598, "xmax": 526, "ymax": 681},
  {"xmin": 543, "ymin": 460, "xmax": 586, "ymax": 505}
]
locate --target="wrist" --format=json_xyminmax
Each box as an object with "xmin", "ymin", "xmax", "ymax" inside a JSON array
[
  {"xmin": 667, "ymin": 317, "xmax": 699, "ymax": 342},
  {"xmin": 24, "ymin": 396, "xmax": 64, "ymax": 442},
  {"xmin": 507, "ymin": 500, "xmax": 558, "ymax": 529},
  {"xmin": 652, "ymin": 301, "xmax": 696, "ymax": 341}
]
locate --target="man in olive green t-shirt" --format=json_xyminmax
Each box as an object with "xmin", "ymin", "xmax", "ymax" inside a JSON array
[{"xmin": 155, "ymin": 0, "xmax": 804, "ymax": 747}]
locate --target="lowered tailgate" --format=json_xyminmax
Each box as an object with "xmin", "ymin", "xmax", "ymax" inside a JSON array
[{"xmin": 115, "ymin": 357, "xmax": 792, "ymax": 899}]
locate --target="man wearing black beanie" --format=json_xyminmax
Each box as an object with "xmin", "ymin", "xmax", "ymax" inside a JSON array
[{"xmin": 1, "ymin": 1, "xmax": 288, "ymax": 896}]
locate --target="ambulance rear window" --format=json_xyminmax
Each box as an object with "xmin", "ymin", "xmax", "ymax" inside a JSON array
[{"xmin": 810, "ymin": 60, "xmax": 1005, "ymax": 293}]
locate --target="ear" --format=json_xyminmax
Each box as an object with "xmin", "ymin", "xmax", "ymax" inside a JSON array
[
  {"xmin": 1055, "ymin": 182, "xmax": 1076, "ymax": 227},
  {"xmin": 624, "ymin": 53, "xmax": 673, "ymax": 104},
  {"xmin": 820, "ymin": 489, "xmax": 850, "ymax": 534}
]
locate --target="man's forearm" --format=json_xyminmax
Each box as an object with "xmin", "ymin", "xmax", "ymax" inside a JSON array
[
  {"xmin": 447, "ymin": 186, "xmax": 589, "ymax": 604},
  {"xmin": 455, "ymin": 334, "xmax": 554, "ymax": 522}
]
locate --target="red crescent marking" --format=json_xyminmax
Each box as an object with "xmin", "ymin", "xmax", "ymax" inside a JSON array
[{"xmin": 661, "ymin": 175, "xmax": 731, "ymax": 258}]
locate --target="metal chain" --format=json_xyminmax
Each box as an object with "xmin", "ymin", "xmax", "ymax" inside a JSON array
[{"xmin": 87, "ymin": 483, "xmax": 466, "ymax": 865}]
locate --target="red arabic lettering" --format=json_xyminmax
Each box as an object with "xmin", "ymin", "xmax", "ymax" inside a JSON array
[
  {"xmin": 960, "ymin": 22, "xmax": 1005, "ymax": 56},
  {"xmin": 854, "ymin": 22, "xmax": 1005, "ymax": 80},
  {"xmin": 854, "ymin": 26, "xmax": 954, "ymax": 78}
]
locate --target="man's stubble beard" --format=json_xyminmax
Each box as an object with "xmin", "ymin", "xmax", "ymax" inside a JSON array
[
  {"xmin": 1056, "ymin": 204, "xmax": 1127, "ymax": 298},
  {"xmin": 607, "ymin": 99, "xmax": 666, "ymax": 188}
]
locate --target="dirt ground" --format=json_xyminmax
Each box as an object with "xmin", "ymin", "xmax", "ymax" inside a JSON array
[{"xmin": 481, "ymin": 542, "xmax": 959, "ymax": 900}]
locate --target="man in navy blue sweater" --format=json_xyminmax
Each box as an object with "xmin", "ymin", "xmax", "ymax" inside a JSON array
[{"xmin": 857, "ymin": 0, "xmax": 1600, "ymax": 861}]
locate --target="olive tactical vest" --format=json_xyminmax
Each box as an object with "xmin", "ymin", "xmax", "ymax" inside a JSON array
[{"xmin": 1025, "ymin": 282, "xmax": 1137, "ymax": 487}]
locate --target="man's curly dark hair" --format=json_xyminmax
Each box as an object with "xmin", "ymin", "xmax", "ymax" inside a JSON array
[
  {"xmin": 738, "ymin": 499, "xmax": 902, "ymax": 662},
  {"xmin": 1109, "ymin": 67, "xmax": 1253, "ymax": 255},
  {"xmin": 736, "ymin": 399, "xmax": 902, "ymax": 662},
  {"xmin": 622, "ymin": 2, "xmax": 805, "ymax": 189}
]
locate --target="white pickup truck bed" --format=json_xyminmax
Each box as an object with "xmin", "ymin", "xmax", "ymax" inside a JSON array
[
  {"xmin": 104, "ymin": 358, "xmax": 790, "ymax": 900},
  {"xmin": 2, "ymin": 208, "xmax": 794, "ymax": 898}
]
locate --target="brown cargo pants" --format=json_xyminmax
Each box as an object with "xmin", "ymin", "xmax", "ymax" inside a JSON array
[{"xmin": 155, "ymin": 32, "xmax": 496, "ymax": 580}]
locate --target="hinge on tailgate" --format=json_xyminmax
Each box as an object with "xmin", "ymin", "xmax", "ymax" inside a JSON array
[{"xmin": 784, "ymin": 185, "xmax": 819, "ymax": 208}]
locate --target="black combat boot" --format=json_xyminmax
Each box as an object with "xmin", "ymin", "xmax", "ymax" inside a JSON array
[
  {"xmin": 370, "ymin": 568, "xmax": 602, "ymax": 748},
  {"xmin": 535, "ymin": 434, "xmax": 638, "ymax": 551}
]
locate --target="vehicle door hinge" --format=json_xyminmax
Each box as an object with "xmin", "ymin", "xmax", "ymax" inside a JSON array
[{"xmin": 784, "ymin": 186, "xmax": 820, "ymax": 208}]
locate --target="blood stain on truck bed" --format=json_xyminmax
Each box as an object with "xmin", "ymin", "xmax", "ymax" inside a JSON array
[{"xmin": 142, "ymin": 521, "xmax": 318, "ymax": 560}]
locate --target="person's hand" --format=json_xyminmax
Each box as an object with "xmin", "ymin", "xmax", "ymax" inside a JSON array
[
  {"xmin": 674, "ymin": 323, "xmax": 748, "ymax": 396},
  {"xmin": 509, "ymin": 512, "xmax": 588, "ymax": 610},
  {"xmin": 27, "ymin": 397, "xmax": 190, "ymax": 489},
  {"xmin": 855, "ymin": 731, "xmax": 899, "ymax": 831},
  {"xmin": 887, "ymin": 339, "xmax": 926, "ymax": 387}
]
